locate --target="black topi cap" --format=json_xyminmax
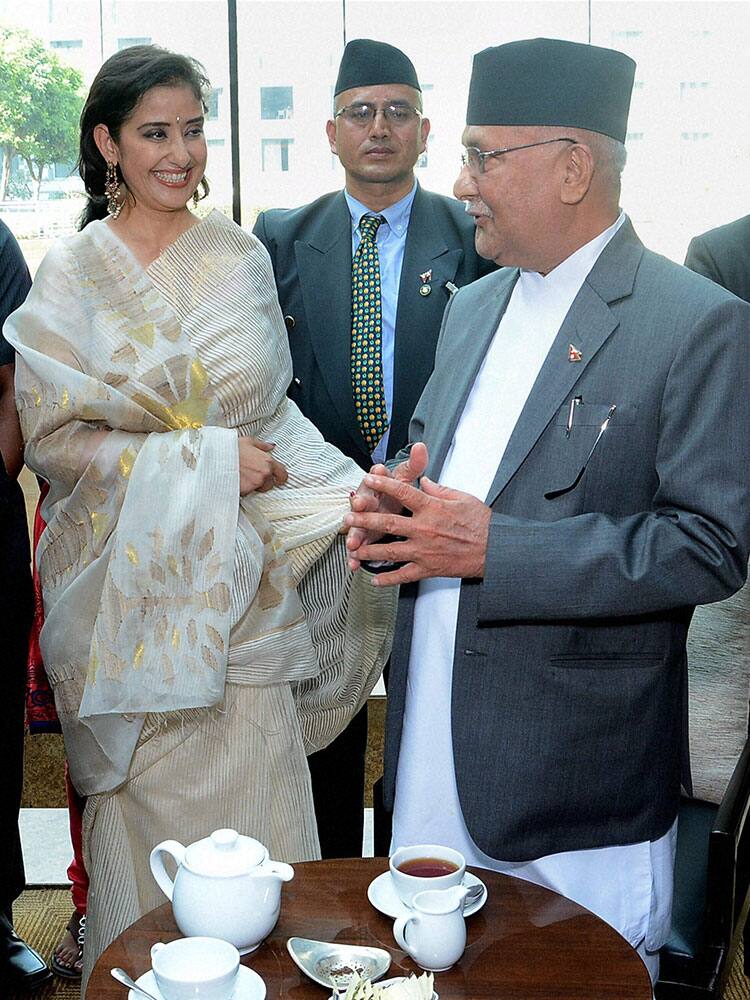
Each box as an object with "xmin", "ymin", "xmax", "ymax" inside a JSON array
[
  {"xmin": 467, "ymin": 38, "xmax": 635, "ymax": 143},
  {"xmin": 334, "ymin": 38, "xmax": 421, "ymax": 97}
]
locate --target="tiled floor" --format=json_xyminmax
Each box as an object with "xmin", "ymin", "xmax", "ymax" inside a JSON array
[{"xmin": 20, "ymin": 807, "xmax": 376, "ymax": 886}]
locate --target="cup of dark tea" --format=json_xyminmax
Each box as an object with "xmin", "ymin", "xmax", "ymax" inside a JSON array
[{"xmin": 389, "ymin": 844, "xmax": 466, "ymax": 908}]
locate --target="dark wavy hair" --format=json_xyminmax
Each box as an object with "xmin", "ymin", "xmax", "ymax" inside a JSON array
[{"xmin": 78, "ymin": 45, "xmax": 211, "ymax": 230}]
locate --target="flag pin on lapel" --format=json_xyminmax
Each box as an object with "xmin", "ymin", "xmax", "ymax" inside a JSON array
[
  {"xmin": 568, "ymin": 343, "xmax": 583, "ymax": 362},
  {"xmin": 419, "ymin": 269, "xmax": 432, "ymax": 296}
]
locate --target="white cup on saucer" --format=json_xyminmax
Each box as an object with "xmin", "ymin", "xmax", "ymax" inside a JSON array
[
  {"xmin": 389, "ymin": 844, "xmax": 466, "ymax": 909},
  {"xmin": 150, "ymin": 937, "xmax": 240, "ymax": 1000}
]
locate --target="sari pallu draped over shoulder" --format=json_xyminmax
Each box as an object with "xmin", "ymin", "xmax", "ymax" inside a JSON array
[{"xmin": 6, "ymin": 210, "xmax": 396, "ymax": 796}]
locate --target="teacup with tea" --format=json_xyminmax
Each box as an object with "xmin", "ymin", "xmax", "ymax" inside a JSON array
[{"xmin": 389, "ymin": 844, "xmax": 466, "ymax": 908}]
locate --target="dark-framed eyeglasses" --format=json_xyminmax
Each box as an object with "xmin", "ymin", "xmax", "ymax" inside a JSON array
[
  {"xmin": 461, "ymin": 137, "xmax": 577, "ymax": 175},
  {"xmin": 335, "ymin": 103, "xmax": 423, "ymax": 127}
]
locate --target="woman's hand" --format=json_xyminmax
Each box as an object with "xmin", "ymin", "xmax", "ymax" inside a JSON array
[{"xmin": 238, "ymin": 437, "xmax": 288, "ymax": 494}]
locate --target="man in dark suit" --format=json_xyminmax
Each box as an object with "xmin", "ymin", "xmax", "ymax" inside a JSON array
[
  {"xmin": 254, "ymin": 39, "xmax": 491, "ymax": 858},
  {"xmin": 0, "ymin": 220, "xmax": 51, "ymax": 992},
  {"xmin": 685, "ymin": 214, "xmax": 750, "ymax": 301},
  {"xmin": 346, "ymin": 38, "xmax": 750, "ymax": 981}
]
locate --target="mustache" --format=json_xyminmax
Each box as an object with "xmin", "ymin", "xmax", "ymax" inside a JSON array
[{"xmin": 463, "ymin": 199, "xmax": 492, "ymax": 218}]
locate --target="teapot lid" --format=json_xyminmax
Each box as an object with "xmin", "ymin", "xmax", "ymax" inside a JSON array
[{"xmin": 183, "ymin": 829, "xmax": 266, "ymax": 877}]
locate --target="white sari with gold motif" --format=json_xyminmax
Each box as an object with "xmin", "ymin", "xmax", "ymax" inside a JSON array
[{"xmin": 7, "ymin": 210, "xmax": 395, "ymax": 977}]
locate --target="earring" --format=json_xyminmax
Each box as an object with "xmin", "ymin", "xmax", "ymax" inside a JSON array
[
  {"xmin": 192, "ymin": 188, "xmax": 200, "ymax": 206},
  {"xmin": 105, "ymin": 161, "xmax": 124, "ymax": 218}
]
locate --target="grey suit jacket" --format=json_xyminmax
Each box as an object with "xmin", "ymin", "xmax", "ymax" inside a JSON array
[
  {"xmin": 253, "ymin": 185, "xmax": 493, "ymax": 469},
  {"xmin": 685, "ymin": 214, "xmax": 750, "ymax": 303},
  {"xmin": 384, "ymin": 218, "xmax": 750, "ymax": 861}
]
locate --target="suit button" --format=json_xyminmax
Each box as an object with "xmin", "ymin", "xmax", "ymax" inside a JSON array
[{"xmin": 284, "ymin": 315, "xmax": 295, "ymax": 329}]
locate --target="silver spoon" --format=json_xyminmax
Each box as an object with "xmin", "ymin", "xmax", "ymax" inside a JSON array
[{"xmin": 111, "ymin": 967, "xmax": 162, "ymax": 1000}]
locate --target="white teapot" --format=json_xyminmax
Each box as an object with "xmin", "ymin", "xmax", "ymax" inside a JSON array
[{"xmin": 149, "ymin": 828, "xmax": 294, "ymax": 954}]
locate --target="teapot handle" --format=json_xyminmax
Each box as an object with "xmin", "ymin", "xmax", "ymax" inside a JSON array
[{"xmin": 149, "ymin": 839, "xmax": 186, "ymax": 902}]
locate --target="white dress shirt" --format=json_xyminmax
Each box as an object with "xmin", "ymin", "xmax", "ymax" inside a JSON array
[{"xmin": 392, "ymin": 213, "xmax": 675, "ymax": 983}]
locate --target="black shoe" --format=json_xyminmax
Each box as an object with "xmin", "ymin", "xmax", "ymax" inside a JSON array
[{"xmin": 0, "ymin": 912, "xmax": 52, "ymax": 992}]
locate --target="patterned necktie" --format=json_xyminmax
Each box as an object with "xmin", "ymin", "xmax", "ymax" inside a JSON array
[{"xmin": 351, "ymin": 213, "xmax": 389, "ymax": 453}]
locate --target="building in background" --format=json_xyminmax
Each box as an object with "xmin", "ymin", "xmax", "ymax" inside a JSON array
[{"xmin": 0, "ymin": 1, "xmax": 747, "ymax": 266}]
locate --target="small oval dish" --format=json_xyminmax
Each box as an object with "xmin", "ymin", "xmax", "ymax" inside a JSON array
[{"xmin": 286, "ymin": 937, "xmax": 391, "ymax": 993}]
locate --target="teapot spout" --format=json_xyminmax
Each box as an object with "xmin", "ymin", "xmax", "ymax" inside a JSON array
[{"xmin": 263, "ymin": 860, "xmax": 294, "ymax": 882}]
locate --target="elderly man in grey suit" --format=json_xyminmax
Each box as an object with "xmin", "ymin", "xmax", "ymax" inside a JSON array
[
  {"xmin": 346, "ymin": 38, "xmax": 750, "ymax": 981},
  {"xmin": 254, "ymin": 39, "xmax": 490, "ymax": 859}
]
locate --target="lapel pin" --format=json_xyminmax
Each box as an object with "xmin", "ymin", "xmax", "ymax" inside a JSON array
[
  {"xmin": 568, "ymin": 343, "xmax": 583, "ymax": 362},
  {"xmin": 419, "ymin": 269, "xmax": 432, "ymax": 296}
]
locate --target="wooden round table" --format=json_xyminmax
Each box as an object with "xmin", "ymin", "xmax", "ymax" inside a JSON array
[{"xmin": 87, "ymin": 858, "xmax": 652, "ymax": 999}]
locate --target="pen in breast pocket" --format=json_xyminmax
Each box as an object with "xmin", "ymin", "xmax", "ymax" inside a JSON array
[{"xmin": 565, "ymin": 396, "xmax": 582, "ymax": 437}]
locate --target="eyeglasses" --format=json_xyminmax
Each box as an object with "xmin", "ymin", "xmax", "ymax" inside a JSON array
[
  {"xmin": 461, "ymin": 137, "xmax": 577, "ymax": 175},
  {"xmin": 335, "ymin": 103, "xmax": 423, "ymax": 127}
]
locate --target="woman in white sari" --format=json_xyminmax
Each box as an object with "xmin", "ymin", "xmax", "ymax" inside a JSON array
[{"xmin": 6, "ymin": 45, "xmax": 395, "ymax": 982}]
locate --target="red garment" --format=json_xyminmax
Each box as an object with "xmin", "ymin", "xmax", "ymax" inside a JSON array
[
  {"xmin": 65, "ymin": 764, "xmax": 88, "ymax": 913},
  {"xmin": 25, "ymin": 481, "xmax": 60, "ymax": 733},
  {"xmin": 26, "ymin": 483, "xmax": 88, "ymax": 910}
]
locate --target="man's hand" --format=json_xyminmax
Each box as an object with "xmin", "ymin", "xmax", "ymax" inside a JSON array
[
  {"xmin": 238, "ymin": 437, "xmax": 288, "ymax": 494},
  {"xmin": 344, "ymin": 471, "xmax": 491, "ymax": 586},
  {"xmin": 346, "ymin": 442, "xmax": 428, "ymax": 570}
]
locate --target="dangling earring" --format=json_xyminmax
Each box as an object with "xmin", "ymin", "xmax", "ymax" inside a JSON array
[
  {"xmin": 105, "ymin": 161, "xmax": 124, "ymax": 218},
  {"xmin": 192, "ymin": 188, "xmax": 200, "ymax": 206}
]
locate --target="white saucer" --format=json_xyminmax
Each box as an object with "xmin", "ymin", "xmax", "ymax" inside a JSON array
[
  {"xmin": 367, "ymin": 871, "xmax": 487, "ymax": 920},
  {"xmin": 128, "ymin": 965, "xmax": 266, "ymax": 1000}
]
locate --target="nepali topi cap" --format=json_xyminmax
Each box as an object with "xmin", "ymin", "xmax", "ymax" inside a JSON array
[
  {"xmin": 466, "ymin": 37, "xmax": 635, "ymax": 143},
  {"xmin": 334, "ymin": 38, "xmax": 421, "ymax": 97}
]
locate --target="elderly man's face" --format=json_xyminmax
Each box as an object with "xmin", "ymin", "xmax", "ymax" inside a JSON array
[{"xmin": 454, "ymin": 125, "xmax": 571, "ymax": 272}]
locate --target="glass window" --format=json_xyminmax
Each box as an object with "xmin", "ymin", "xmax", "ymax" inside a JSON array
[
  {"xmin": 0, "ymin": 0, "xmax": 746, "ymax": 270},
  {"xmin": 260, "ymin": 86, "xmax": 294, "ymax": 120},
  {"xmin": 117, "ymin": 36, "xmax": 152, "ymax": 50},
  {"xmin": 207, "ymin": 87, "xmax": 223, "ymax": 121},
  {"xmin": 53, "ymin": 161, "xmax": 77, "ymax": 179},
  {"xmin": 262, "ymin": 138, "xmax": 293, "ymax": 171},
  {"xmin": 0, "ymin": 0, "xmax": 231, "ymax": 268}
]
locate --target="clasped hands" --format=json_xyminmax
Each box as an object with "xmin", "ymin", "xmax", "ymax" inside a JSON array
[
  {"xmin": 344, "ymin": 442, "xmax": 492, "ymax": 586},
  {"xmin": 238, "ymin": 436, "xmax": 288, "ymax": 494}
]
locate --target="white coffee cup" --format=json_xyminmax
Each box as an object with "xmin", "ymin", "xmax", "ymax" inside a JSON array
[
  {"xmin": 150, "ymin": 937, "xmax": 240, "ymax": 1000},
  {"xmin": 393, "ymin": 886, "xmax": 468, "ymax": 972},
  {"xmin": 389, "ymin": 844, "xmax": 466, "ymax": 908}
]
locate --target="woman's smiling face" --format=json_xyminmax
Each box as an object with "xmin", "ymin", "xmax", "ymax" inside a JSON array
[{"xmin": 98, "ymin": 83, "xmax": 207, "ymax": 216}]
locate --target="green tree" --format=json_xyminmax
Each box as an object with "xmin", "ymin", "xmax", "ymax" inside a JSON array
[{"xmin": 0, "ymin": 27, "xmax": 84, "ymax": 200}]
